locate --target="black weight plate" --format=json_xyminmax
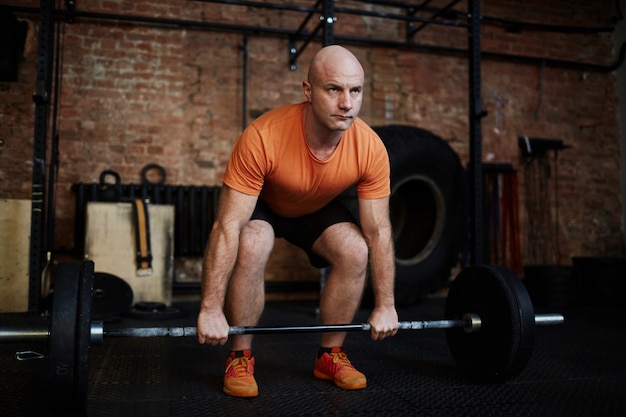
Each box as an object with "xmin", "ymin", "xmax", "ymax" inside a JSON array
[
  {"xmin": 445, "ymin": 265, "xmax": 535, "ymax": 382},
  {"xmin": 92, "ymin": 272, "xmax": 134, "ymax": 321},
  {"xmin": 125, "ymin": 301, "xmax": 184, "ymax": 320},
  {"xmin": 48, "ymin": 261, "xmax": 81, "ymax": 411},
  {"xmin": 75, "ymin": 261, "xmax": 95, "ymax": 412}
]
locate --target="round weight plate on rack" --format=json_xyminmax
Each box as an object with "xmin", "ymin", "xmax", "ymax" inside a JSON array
[
  {"xmin": 75, "ymin": 260, "xmax": 95, "ymax": 412},
  {"xmin": 445, "ymin": 265, "xmax": 536, "ymax": 382},
  {"xmin": 125, "ymin": 301, "xmax": 184, "ymax": 320},
  {"xmin": 92, "ymin": 272, "xmax": 134, "ymax": 321},
  {"xmin": 48, "ymin": 261, "xmax": 81, "ymax": 411}
]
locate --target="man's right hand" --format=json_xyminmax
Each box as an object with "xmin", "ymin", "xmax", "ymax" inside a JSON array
[{"xmin": 197, "ymin": 308, "xmax": 230, "ymax": 346}]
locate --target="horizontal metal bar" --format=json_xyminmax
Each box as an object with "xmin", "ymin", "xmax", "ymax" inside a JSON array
[
  {"xmin": 2, "ymin": 5, "xmax": 621, "ymax": 72},
  {"xmin": 0, "ymin": 320, "xmax": 49, "ymax": 342},
  {"xmin": 230, "ymin": 323, "xmax": 367, "ymax": 335},
  {"xmin": 102, "ymin": 313, "xmax": 563, "ymax": 338},
  {"xmin": 0, "ymin": 328, "xmax": 49, "ymax": 342},
  {"xmin": 0, "ymin": 313, "xmax": 565, "ymax": 343},
  {"xmin": 103, "ymin": 319, "xmax": 468, "ymax": 337},
  {"xmin": 397, "ymin": 319, "xmax": 466, "ymax": 330},
  {"xmin": 194, "ymin": 0, "xmax": 320, "ymax": 14},
  {"xmin": 535, "ymin": 313, "xmax": 565, "ymax": 326},
  {"xmin": 104, "ymin": 326, "xmax": 198, "ymax": 338},
  {"xmin": 334, "ymin": 5, "xmax": 468, "ymax": 28}
]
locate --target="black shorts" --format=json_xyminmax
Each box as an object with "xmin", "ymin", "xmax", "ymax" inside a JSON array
[{"xmin": 250, "ymin": 198, "xmax": 359, "ymax": 268}]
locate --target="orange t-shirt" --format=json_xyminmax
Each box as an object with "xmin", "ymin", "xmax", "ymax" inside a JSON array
[{"xmin": 223, "ymin": 102, "xmax": 390, "ymax": 217}]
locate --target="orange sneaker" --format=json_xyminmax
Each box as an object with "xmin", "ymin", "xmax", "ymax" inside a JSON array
[
  {"xmin": 223, "ymin": 350, "xmax": 258, "ymax": 397},
  {"xmin": 314, "ymin": 347, "xmax": 367, "ymax": 390}
]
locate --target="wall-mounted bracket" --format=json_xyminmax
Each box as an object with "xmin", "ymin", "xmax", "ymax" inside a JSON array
[
  {"xmin": 518, "ymin": 137, "xmax": 571, "ymax": 157},
  {"xmin": 406, "ymin": 0, "xmax": 464, "ymax": 41}
]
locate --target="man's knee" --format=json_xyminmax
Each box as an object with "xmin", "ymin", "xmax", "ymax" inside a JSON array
[
  {"xmin": 342, "ymin": 235, "xmax": 369, "ymax": 268},
  {"xmin": 238, "ymin": 220, "xmax": 275, "ymax": 260},
  {"xmin": 319, "ymin": 224, "xmax": 369, "ymax": 273}
]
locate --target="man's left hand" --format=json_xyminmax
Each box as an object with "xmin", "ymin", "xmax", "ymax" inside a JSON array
[{"xmin": 367, "ymin": 305, "xmax": 399, "ymax": 341}]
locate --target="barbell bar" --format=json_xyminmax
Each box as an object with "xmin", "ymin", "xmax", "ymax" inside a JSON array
[
  {"xmin": 101, "ymin": 319, "xmax": 475, "ymax": 338},
  {"xmin": 2, "ymin": 260, "xmax": 565, "ymax": 413},
  {"xmin": 97, "ymin": 312, "xmax": 563, "ymax": 339},
  {"xmin": 1, "ymin": 313, "xmax": 564, "ymax": 343}
]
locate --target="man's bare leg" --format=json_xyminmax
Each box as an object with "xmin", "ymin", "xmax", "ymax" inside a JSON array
[
  {"xmin": 224, "ymin": 219, "xmax": 275, "ymax": 351},
  {"xmin": 313, "ymin": 222, "xmax": 369, "ymax": 348}
]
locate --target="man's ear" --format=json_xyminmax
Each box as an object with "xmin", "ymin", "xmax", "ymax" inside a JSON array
[{"xmin": 302, "ymin": 81, "xmax": 312, "ymax": 103}]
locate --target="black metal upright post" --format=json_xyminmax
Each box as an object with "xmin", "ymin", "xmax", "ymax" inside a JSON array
[
  {"xmin": 29, "ymin": 0, "xmax": 55, "ymax": 312},
  {"xmin": 321, "ymin": 0, "xmax": 335, "ymax": 46},
  {"xmin": 467, "ymin": 0, "xmax": 485, "ymax": 266}
]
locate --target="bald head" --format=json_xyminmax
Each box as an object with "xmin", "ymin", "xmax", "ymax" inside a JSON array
[
  {"xmin": 307, "ymin": 45, "xmax": 364, "ymax": 86},
  {"xmin": 302, "ymin": 45, "xmax": 364, "ymax": 135}
]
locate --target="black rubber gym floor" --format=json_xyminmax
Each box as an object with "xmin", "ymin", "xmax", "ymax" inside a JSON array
[{"xmin": 2, "ymin": 296, "xmax": 626, "ymax": 417}]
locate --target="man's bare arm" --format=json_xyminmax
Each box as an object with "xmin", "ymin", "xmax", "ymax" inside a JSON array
[
  {"xmin": 358, "ymin": 196, "xmax": 398, "ymax": 340},
  {"xmin": 197, "ymin": 185, "xmax": 258, "ymax": 345}
]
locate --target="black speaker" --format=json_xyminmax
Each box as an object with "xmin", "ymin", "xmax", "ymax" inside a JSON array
[{"xmin": 0, "ymin": 11, "xmax": 29, "ymax": 82}]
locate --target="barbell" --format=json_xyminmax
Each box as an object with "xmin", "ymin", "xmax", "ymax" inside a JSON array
[{"xmin": 1, "ymin": 260, "xmax": 564, "ymax": 412}]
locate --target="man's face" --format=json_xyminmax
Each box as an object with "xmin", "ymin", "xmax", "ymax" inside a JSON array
[{"xmin": 303, "ymin": 60, "xmax": 364, "ymax": 132}]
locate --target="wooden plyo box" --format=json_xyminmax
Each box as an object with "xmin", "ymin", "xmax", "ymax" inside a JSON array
[
  {"xmin": 0, "ymin": 199, "xmax": 31, "ymax": 312},
  {"xmin": 84, "ymin": 202, "xmax": 175, "ymax": 305}
]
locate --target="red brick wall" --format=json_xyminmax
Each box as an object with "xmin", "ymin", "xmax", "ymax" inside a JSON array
[{"xmin": 0, "ymin": 0, "xmax": 623, "ymax": 283}]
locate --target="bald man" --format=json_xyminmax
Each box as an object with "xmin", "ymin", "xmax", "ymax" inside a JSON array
[{"xmin": 197, "ymin": 45, "xmax": 398, "ymax": 398}]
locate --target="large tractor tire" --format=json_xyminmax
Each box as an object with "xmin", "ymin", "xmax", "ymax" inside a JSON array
[{"xmin": 343, "ymin": 125, "xmax": 468, "ymax": 306}]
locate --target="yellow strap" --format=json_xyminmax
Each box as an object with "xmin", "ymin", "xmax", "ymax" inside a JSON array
[{"xmin": 133, "ymin": 198, "xmax": 152, "ymax": 275}]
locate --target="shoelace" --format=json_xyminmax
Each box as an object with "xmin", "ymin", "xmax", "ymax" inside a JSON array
[
  {"xmin": 226, "ymin": 357, "xmax": 252, "ymax": 377},
  {"xmin": 330, "ymin": 352, "xmax": 356, "ymax": 371}
]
